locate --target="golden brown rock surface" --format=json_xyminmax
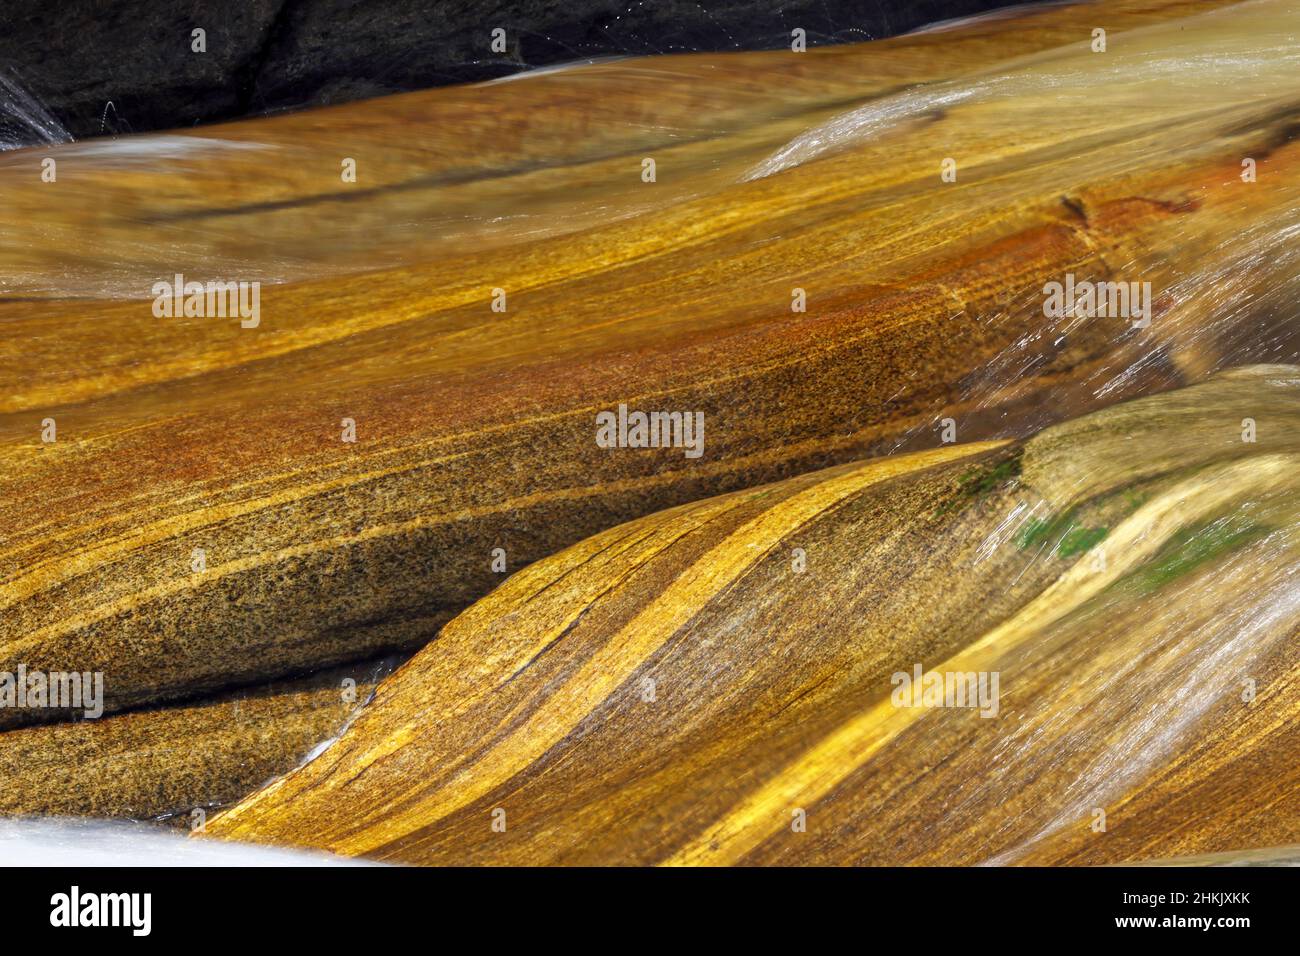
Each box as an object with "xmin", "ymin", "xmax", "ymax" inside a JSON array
[
  {"xmin": 205, "ymin": 368, "xmax": 1300, "ymax": 865},
  {"xmin": 0, "ymin": 659, "xmax": 393, "ymax": 822},
  {"xmin": 2, "ymin": 0, "xmax": 1296, "ymax": 722}
]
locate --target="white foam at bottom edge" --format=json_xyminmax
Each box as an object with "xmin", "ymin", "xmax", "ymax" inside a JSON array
[{"xmin": 0, "ymin": 818, "xmax": 377, "ymax": 867}]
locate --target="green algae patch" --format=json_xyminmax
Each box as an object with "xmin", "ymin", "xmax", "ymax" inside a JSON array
[
  {"xmin": 1016, "ymin": 514, "xmax": 1060, "ymax": 550},
  {"xmin": 1015, "ymin": 507, "xmax": 1107, "ymax": 557},
  {"xmin": 1057, "ymin": 524, "xmax": 1109, "ymax": 556},
  {"xmin": 1114, "ymin": 517, "xmax": 1268, "ymax": 596},
  {"xmin": 934, "ymin": 449, "xmax": 1023, "ymax": 517}
]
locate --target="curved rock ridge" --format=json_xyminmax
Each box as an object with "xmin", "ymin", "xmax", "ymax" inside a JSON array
[{"xmin": 204, "ymin": 367, "xmax": 1300, "ymax": 865}]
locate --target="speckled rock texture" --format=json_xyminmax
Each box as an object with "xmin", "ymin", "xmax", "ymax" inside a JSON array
[
  {"xmin": 205, "ymin": 369, "xmax": 1300, "ymax": 864},
  {"xmin": 0, "ymin": 657, "xmax": 396, "ymax": 821},
  {"xmin": 1, "ymin": 0, "xmax": 1292, "ymax": 722}
]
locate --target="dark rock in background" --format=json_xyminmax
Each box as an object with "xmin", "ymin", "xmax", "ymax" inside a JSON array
[
  {"xmin": 0, "ymin": 0, "xmax": 1024, "ymax": 144},
  {"xmin": 1, "ymin": 1, "xmax": 284, "ymax": 143}
]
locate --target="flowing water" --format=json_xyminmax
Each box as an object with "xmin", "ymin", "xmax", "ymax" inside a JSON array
[{"xmin": 0, "ymin": 0, "xmax": 1297, "ymax": 864}]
